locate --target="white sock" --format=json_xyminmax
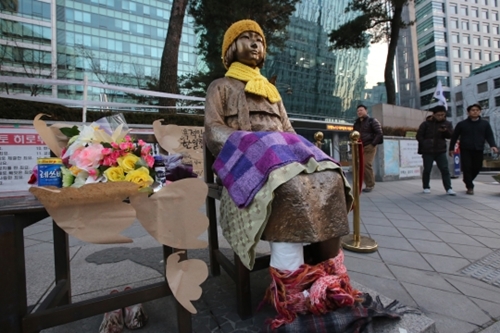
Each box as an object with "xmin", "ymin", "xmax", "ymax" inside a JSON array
[{"xmin": 269, "ymin": 242, "xmax": 304, "ymax": 271}]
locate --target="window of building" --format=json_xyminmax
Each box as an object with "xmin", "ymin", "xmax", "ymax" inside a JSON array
[
  {"xmin": 485, "ymin": 52, "xmax": 492, "ymax": 61},
  {"xmin": 484, "ymin": 38, "xmax": 491, "ymax": 47},
  {"xmin": 450, "ymin": 19, "xmax": 459, "ymax": 29},
  {"xmin": 454, "ymin": 62, "xmax": 462, "ymax": 72},
  {"xmin": 450, "ymin": 3, "xmax": 458, "ymax": 13},
  {"xmin": 482, "ymin": 0, "xmax": 488, "ymax": 4},
  {"xmin": 471, "ymin": 7, "xmax": 479, "ymax": 16},
  {"xmin": 451, "ymin": 33, "xmax": 460, "ymax": 43},
  {"xmin": 496, "ymin": 53, "xmax": 500, "ymax": 61},
  {"xmin": 495, "ymin": 39, "xmax": 500, "ymax": 48},
  {"xmin": 464, "ymin": 63, "xmax": 472, "ymax": 74},
  {"xmin": 477, "ymin": 82, "xmax": 488, "ymax": 93},
  {"xmin": 457, "ymin": 105, "xmax": 464, "ymax": 117},
  {"xmin": 482, "ymin": 9, "xmax": 489, "ymax": 19},
  {"xmin": 462, "ymin": 34, "xmax": 471, "ymax": 44},
  {"xmin": 483, "ymin": 24, "xmax": 490, "ymax": 33},
  {"xmin": 473, "ymin": 36, "xmax": 480, "ymax": 45},
  {"xmin": 456, "ymin": 91, "xmax": 464, "ymax": 101},
  {"xmin": 493, "ymin": 11, "xmax": 499, "ymax": 20},
  {"xmin": 464, "ymin": 49, "xmax": 472, "ymax": 58},
  {"xmin": 462, "ymin": 20, "xmax": 469, "ymax": 30},
  {"xmin": 472, "ymin": 21, "xmax": 480, "ymax": 31},
  {"xmin": 479, "ymin": 99, "xmax": 489, "ymax": 109},
  {"xmin": 474, "ymin": 50, "xmax": 482, "ymax": 60},
  {"xmin": 461, "ymin": 6, "xmax": 469, "ymax": 15},
  {"xmin": 454, "ymin": 77, "xmax": 463, "ymax": 86},
  {"xmin": 494, "ymin": 77, "xmax": 500, "ymax": 89},
  {"xmin": 493, "ymin": 25, "xmax": 500, "ymax": 34},
  {"xmin": 452, "ymin": 48, "xmax": 461, "ymax": 57}
]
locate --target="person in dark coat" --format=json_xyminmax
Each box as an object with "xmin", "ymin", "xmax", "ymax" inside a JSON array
[
  {"xmin": 353, "ymin": 105, "xmax": 383, "ymax": 192},
  {"xmin": 449, "ymin": 103, "xmax": 498, "ymax": 195},
  {"xmin": 416, "ymin": 105, "xmax": 455, "ymax": 195}
]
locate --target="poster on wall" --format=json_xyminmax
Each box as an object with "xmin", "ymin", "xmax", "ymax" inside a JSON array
[
  {"xmin": 400, "ymin": 140, "xmax": 422, "ymax": 168},
  {"xmin": 0, "ymin": 128, "xmax": 50, "ymax": 192},
  {"xmin": 399, "ymin": 139, "xmax": 421, "ymax": 178},
  {"xmin": 383, "ymin": 140, "xmax": 400, "ymax": 175}
]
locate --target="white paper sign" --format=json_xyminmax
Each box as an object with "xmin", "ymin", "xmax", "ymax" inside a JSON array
[
  {"xmin": 0, "ymin": 128, "xmax": 50, "ymax": 192},
  {"xmin": 400, "ymin": 140, "xmax": 421, "ymax": 167},
  {"xmin": 400, "ymin": 167, "xmax": 421, "ymax": 178}
]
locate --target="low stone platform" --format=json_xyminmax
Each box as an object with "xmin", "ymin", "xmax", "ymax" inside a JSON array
[{"xmin": 42, "ymin": 247, "xmax": 436, "ymax": 333}]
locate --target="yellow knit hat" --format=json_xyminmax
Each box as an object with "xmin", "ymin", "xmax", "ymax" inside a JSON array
[{"xmin": 221, "ymin": 19, "xmax": 266, "ymax": 65}]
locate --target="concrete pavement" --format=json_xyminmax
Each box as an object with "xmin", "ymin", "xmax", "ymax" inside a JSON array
[{"xmin": 21, "ymin": 172, "xmax": 500, "ymax": 333}]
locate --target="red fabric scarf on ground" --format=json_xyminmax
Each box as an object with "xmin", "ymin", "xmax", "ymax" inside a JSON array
[{"xmin": 261, "ymin": 250, "xmax": 362, "ymax": 329}]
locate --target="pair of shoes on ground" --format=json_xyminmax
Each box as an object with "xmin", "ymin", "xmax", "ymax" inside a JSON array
[
  {"xmin": 99, "ymin": 287, "xmax": 148, "ymax": 333},
  {"xmin": 422, "ymin": 188, "xmax": 456, "ymax": 196},
  {"xmin": 362, "ymin": 187, "xmax": 373, "ymax": 193},
  {"xmin": 466, "ymin": 188, "xmax": 474, "ymax": 195}
]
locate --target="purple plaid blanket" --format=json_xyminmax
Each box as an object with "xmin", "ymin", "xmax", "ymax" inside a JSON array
[{"xmin": 213, "ymin": 131, "xmax": 337, "ymax": 208}]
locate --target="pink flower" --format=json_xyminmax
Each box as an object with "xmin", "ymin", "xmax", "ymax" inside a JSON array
[
  {"xmin": 111, "ymin": 142, "xmax": 119, "ymax": 149},
  {"xmin": 138, "ymin": 139, "xmax": 146, "ymax": 147},
  {"xmin": 102, "ymin": 147, "xmax": 112, "ymax": 155},
  {"xmin": 145, "ymin": 155, "xmax": 155, "ymax": 168},
  {"xmin": 70, "ymin": 143, "xmax": 104, "ymax": 171},
  {"xmin": 88, "ymin": 168, "xmax": 98, "ymax": 179},
  {"xmin": 103, "ymin": 151, "xmax": 121, "ymax": 166},
  {"xmin": 119, "ymin": 141, "xmax": 134, "ymax": 151},
  {"xmin": 124, "ymin": 135, "xmax": 132, "ymax": 142},
  {"xmin": 141, "ymin": 145, "xmax": 152, "ymax": 156}
]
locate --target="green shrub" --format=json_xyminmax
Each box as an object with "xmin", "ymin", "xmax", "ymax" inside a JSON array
[{"xmin": 382, "ymin": 126, "xmax": 419, "ymax": 137}]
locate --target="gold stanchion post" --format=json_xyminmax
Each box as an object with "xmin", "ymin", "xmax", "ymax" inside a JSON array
[{"xmin": 342, "ymin": 131, "xmax": 378, "ymax": 253}]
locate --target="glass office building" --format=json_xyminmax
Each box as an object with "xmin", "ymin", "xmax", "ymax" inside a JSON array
[
  {"xmin": 264, "ymin": 0, "xmax": 369, "ymax": 122},
  {"xmin": 2, "ymin": 0, "xmax": 369, "ymax": 120},
  {"xmin": 1, "ymin": 0, "xmax": 200, "ymax": 101}
]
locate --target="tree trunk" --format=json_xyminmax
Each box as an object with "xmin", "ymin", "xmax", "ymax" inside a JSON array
[
  {"xmin": 384, "ymin": 3, "xmax": 404, "ymax": 105},
  {"xmin": 159, "ymin": 0, "xmax": 188, "ymax": 111}
]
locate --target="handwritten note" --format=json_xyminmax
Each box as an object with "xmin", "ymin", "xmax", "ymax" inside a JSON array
[{"xmin": 152, "ymin": 122, "xmax": 205, "ymax": 178}]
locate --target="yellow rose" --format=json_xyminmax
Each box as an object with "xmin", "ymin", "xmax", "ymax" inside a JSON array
[
  {"xmin": 117, "ymin": 153, "xmax": 140, "ymax": 173},
  {"xmin": 104, "ymin": 166, "xmax": 125, "ymax": 182},
  {"xmin": 125, "ymin": 167, "xmax": 153, "ymax": 188}
]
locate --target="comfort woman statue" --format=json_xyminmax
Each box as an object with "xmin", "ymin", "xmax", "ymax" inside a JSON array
[{"xmin": 204, "ymin": 19, "xmax": 359, "ymax": 328}]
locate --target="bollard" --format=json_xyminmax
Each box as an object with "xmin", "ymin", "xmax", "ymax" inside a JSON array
[{"xmin": 342, "ymin": 131, "xmax": 378, "ymax": 253}]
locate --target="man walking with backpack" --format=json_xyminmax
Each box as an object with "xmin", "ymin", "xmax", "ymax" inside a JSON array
[{"xmin": 353, "ymin": 105, "xmax": 383, "ymax": 193}]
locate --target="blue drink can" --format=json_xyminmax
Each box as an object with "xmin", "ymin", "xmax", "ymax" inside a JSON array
[{"xmin": 37, "ymin": 158, "xmax": 63, "ymax": 187}]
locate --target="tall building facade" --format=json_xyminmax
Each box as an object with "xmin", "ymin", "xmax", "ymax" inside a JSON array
[
  {"xmin": 396, "ymin": 3, "xmax": 421, "ymax": 109},
  {"xmin": 1, "ymin": 0, "xmax": 200, "ymax": 101},
  {"xmin": 263, "ymin": 0, "xmax": 369, "ymax": 122},
  {"xmin": 415, "ymin": 0, "xmax": 500, "ymax": 119}
]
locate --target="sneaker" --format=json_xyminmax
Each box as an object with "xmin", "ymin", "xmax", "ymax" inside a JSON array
[
  {"xmin": 447, "ymin": 189, "xmax": 456, "ymax": 196},
  {"xmin": 466, "ymin": 189, "xmax": 474, "ymax": 195},
  {"xmin": 362, "ymin": 187, "xmax": 373, "ymax": 193},
  {"xmin": 423, "ymin": 189, "xmax": 431, "ymax": 194}
]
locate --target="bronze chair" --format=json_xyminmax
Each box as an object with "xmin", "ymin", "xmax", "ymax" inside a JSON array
[{"xmin": 203, "ymin": 145, "xmax": 270, "ymax": 319}]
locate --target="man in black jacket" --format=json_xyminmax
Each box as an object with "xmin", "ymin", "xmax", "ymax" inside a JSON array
[
  {"xmin": 353, "ymin": 105, "xmax": 383, "ymax": 193},
  {"xmin": 416, "ymin": 105, "xmax": 455, "ymax": 195},
  {"xmin": 449, "ymin": 104, "xmax": 498, "ymax": 195}
]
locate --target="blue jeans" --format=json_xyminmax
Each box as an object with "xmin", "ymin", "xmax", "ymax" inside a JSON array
[{"xmin": 422, "ymin": 153, "xmax": 452, "ymax": 190}]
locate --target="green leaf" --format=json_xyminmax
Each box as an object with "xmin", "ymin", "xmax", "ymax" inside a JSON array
[
  {"xmin": 60, "ymin": 126, "xmax": 80, "ymax": 138},
  {"xmin": 101, "ymin": 142, "xmax": 112, "ymax": 149}
]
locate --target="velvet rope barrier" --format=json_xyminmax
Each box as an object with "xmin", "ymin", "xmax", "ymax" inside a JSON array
[{"xmin": 358, "ymin": 139, "xmax": 364, "ymax": 194}]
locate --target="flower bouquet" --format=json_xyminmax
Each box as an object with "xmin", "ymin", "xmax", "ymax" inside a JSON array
[
  {"xmin": 58, "ymin": 114, "xmax": 155, "ymax": 190},
  {"xmin": 29, "ymin": 113, "xmax": 210, "ymax": 314}
]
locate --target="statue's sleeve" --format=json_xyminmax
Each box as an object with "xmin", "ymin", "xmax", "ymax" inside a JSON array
[
  {"xmin": 204, "ymin": 80, "xmax": 236, "ymax": 157},
  {"xmin": 279, "ymin": 101, "xmax": 296, "ymax": 134}
]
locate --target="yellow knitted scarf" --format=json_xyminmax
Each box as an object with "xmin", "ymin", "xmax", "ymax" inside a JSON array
[{"xmin": 225, "ymin": 62, "xmax": 281, "ymax": 103}]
